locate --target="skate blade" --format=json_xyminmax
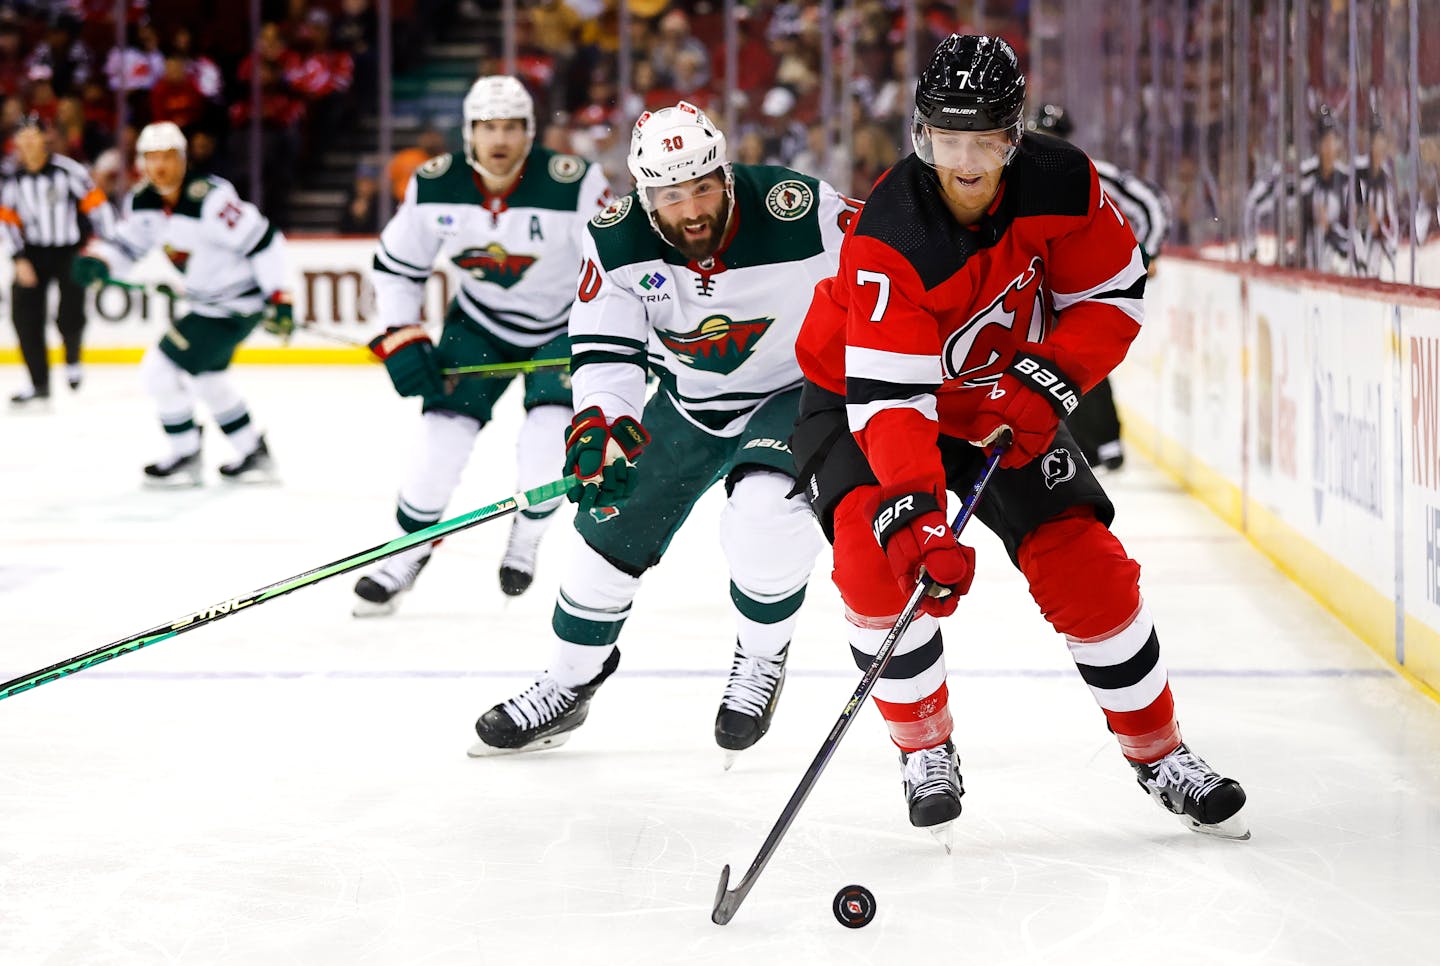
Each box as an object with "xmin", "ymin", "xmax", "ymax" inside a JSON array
[
  {"xmin": 219, "ymin": 468, "xmax": 281, "ymax": 485},
  {"xmin": 351, "ymin": 597, "xmax": 399, "ymax": 618},
  {"xmin": 722, "ymin": 750, "xmax": 739, "ymax": 771},
  {"xmin": 142, "ymin": 473, "xmax": 203, "ymax": 489},
  {"xmin": 926, "ymin": 821, "xmax": 956, "ymax": 854},
  {"xmin": 466, "ymin": 730, "xmax": 574, "ymax": 758},
  {"xmin": 1184, "ymin": 811, "xmax": 1251, "ymax": 840}
]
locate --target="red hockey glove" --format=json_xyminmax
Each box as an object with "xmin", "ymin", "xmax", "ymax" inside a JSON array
[
  {"xmin": 565, "ymin": 406, "xmax": 651, "ymax": 511},
  {"xmin": 973, "ymin": 347, "xmax": 1081, "ymax": 468},
  {"xmin": 871, "ymin": 488, "xmax": 975, "ymax": 618}
]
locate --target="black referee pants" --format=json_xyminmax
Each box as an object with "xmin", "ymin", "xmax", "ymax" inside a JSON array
[{"xmin": 11, "ymin": 244, "xmax": 85, "ymax": 393}]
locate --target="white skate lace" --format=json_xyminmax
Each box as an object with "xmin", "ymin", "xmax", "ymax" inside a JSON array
[
  {"xmin": 1150, "ymin": 747, "xmax": 1224, "ymax": 800},
  {"xmin": 720, "ymin": 654, "xmax": 783, "ymax": 717},
  {"xmin": 501, "ymin": 675, "xmax": 578, "ymax": 730},
  {"xmin": 904, "ymin": 745, "xmax": 956, "ymax": 800}
]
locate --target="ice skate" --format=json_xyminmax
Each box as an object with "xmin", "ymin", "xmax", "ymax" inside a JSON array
[
  {"xmin": 352, "ymin": 548, "xmax": 432, "ymax": 617},
  {"xmin": 143, "ymin": 448, "xmax": 203, "ymax": 487},
  {"xmin": 1097, "ymin": 439, "xmax": 1125, "ymax": 471},
  {"xmin": 497, "ymin": 516, "xmax": 544, "ymax": 597},
  {"xmin": 901, "ymin": 740, "xmax": 964, "ymax": 851},
  {"xmin": 1132, "ymin": 742, "xmax": 1249, "ymax": 840},
  {"xmin": 9, "ymin": 386, "xmax": 51, "ymax": 411},
  {"xmin": 715, "ymin": 642, "xmax": 788, "ymax": 769},
  {"xmin": 219, "ymin": 436, "xmax": 278, "ymax": 484},
  {"xmin": 468, "ymin": 648, "xmax": 621, "ymax": 756}
]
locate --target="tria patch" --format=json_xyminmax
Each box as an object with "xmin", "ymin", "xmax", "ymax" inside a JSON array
[
  {"xmin": 548, "ymin": 154, "xmax": 585, "ymax": 184},
  {"xmin": 186, "ymin": 179, "xmax": 211, "ymax": 201},
  {"xmin": 591, "ymin": 195, "xmax": 632, "ymax": 228},
  {"xmin": 163, "ymin": 244, "xmax": 190, "ymax": 272},
  {"xmin": 452, "ymin": 243, "xmax": 537, "ymax": 288},
  {"xmin": 765, "ymin": 180, "xmax": 814, "ymax": 221},
  {"xmin": 418, "ymin": 154, "xmax": 452, "ymax": 178},
  {"xmin": 657, "ymin": 314, "xmax": 773, "ymax": 374}
]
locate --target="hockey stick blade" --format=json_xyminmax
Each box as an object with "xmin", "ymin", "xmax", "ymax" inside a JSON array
[
  {"xmin": 710, "ymin": 433, "xmax": 1010, "ymax": 925},
  {"xmin": 0, "ymin": 475, "xmax": 577, "ymax": 702}
]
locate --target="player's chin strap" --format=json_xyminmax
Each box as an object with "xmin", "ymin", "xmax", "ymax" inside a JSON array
[
  {"xmin": 0, "ymin": 475, "xmax": 578, "ymax": 702},
  {"xmin": 711, "ymin": 431, "xmax": 1012, "ymax": 926}
]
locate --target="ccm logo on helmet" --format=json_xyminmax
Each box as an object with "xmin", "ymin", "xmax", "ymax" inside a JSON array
[{"xmin": 1011, "ymin": 354, "xmax": 1080, "ymax": 416}]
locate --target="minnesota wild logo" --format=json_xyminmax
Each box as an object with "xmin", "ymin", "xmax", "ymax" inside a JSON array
[
  {"xmin": 657, "ymin": 314, "xmax": 773, "ymax": 374},
  {"xmin": 163, "ymin": 245, "xmax": 190, "ymax": 272},
  {"xmin": 453, "ymin": 244, "xmax": 537, "ymax": 288}
]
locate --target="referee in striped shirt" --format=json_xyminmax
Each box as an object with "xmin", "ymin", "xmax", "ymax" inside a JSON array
[
  {"xmin": 1030, "ymin": 103, "xmax": 1172, "ymax": 471},
  {"xmin": 2, "ymin": 116, "xmax": 115, "ymax": 407}
]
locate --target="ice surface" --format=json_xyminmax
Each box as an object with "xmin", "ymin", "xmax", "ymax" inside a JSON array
[{"xmin": 2, "ymin": 366, "xmax": 1438, "ymax": 964}]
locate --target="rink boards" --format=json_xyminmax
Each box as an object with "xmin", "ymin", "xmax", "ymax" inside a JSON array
[{"xmin": 1116, "ymin": 255, "xmax": 1440, "ymax": 701}]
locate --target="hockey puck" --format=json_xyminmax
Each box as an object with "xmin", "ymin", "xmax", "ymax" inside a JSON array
[{"xmin": 832, "ymin": 884, "xmax": 876, "ymax": 928}]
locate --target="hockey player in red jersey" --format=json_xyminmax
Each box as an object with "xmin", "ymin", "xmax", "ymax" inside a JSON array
[{"xmin": 791, "ymin": 34, "xmax": 1248, "ymax": 840}]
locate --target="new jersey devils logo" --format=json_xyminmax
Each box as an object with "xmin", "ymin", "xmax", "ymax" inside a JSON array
[
  {"xmin": 452, "ymin": 244, "xmax": 537, "ymax": 288},
  {"xmin": 1041, "ymin": 448, "xmax": 1077, "ymax": 489},
  {"xmin": 942, "ymin": 255, "xmax": 1047, "ymax": 386},
  {"xmin": 657, "ymin": 314, "xmax": 773, "ymax": 374}
]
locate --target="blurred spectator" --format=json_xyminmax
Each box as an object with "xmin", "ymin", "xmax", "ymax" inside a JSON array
[
  {"xmin": 27, "ymin": 78, "xmax": 59, "ymax": 128},
  {"xmin": 650, "ymin": 9, "xmax": 709, "ymax": 90},
  {"xmin": 338, "ymin": 163, "xmax": 381, "ymax": 234},
  {"xmin": 333, "ymin": 0, "xmax": 379, "ymax": 101},
  {"xmin": 103, "ymin": 22, "xmax": 164, "ymax": 103},
  {"xmin": 285, "ymin": 10, "xmax": 355, "ymax": 157},
  {"xmin": 229, "ymin": 60, "xmax": 305, "ymax": 223},
  {"xmin": 92, "ymin": 123, "xmax": 138, "ymax": 199},
  {"xmin": 24, "ymin": 14, "xmax": 92, "ymax": 97},
  {"xmin": 54, "ymin": 96, "xmax": 88, "ymax": 161},
  {"xmin": 187, "ymin": 129, "xmax": 225, "ymax": 180},
  {"xmin": 1356, "ymin": 114, "xmax": 1399, "ymax": 279},
  {"xmin": 735, "ymin": 130, "xmax": 765, "ymax": 166},
  {"xmin": 170, "ymin": 27, "xmax": 223, "ymax": 102},
  {"xmin": 0, "ymin": 19, "xmax": 27, "ymax": 98},
  {"xmin": 1300, "ymin": 107, "xmax": 1353, "ymax": 273},
  {"xmin": 388, "ymin": 125, "xmax": 446, "ymax": 203},
  {"xmin": 149, "ymin": 55, "xmax": 205, "ymax": 131}
]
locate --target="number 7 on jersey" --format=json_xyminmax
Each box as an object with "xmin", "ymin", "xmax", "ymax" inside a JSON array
[{"xmin": 856, "ymin": 270, "xmax": 890, "ymax": 322}]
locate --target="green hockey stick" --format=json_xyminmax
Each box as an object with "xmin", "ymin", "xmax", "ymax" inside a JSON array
[{"xmin": 0, "ymin": 474, "xmax": 577, "ymax": 703}]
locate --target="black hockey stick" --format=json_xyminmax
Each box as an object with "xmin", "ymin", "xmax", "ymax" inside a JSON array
[
  {"xmin": 711, "ymin": 433, "xmax": 1011, "ymax": 925},
  {"xmin": 0, "ymin": 474, "xmax": 576, "ymax": 703}
]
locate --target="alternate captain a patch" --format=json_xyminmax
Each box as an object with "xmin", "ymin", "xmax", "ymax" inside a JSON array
[
  {"xmin": 452, "ymin": 244, "xmax": 537, "ymax": 288},
  {"xmin": 657, "ymin": 315, "xmax": 773, "ymax": 375}
]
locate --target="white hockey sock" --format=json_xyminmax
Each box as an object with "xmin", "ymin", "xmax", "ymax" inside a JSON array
[
  {"xmin": 139, "ymin": 347, "xmax": 199, "ymax": 454},
  {"xmin": 548, "ymin": 639, "xmax": 616, "ymax": 690},
  {"xmin": 394, "ymin": 410, "xmax": 482, "ymax": 530},
  {"xmin": 193, "ymin": 371, "xmax": 261, "ymax": 455},
  {"xmin": 515, "ymin": 404, "xmax": 571, "ymax": 517},
  {"xmin": 721, "ymin": 471, "xmax": 823, "ymax": 660}
]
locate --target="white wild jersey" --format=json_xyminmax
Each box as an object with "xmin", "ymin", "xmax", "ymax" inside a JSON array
[
  {"xmin": 571, "ymin": 164, "xmax": 854, "ymax": 436},
  {"xmin": 372, "ymin": 147, "xmax": 612, "ymax": 348},
  {"xmin": 96, "ymin": 173, "xmax": 287, "ymax": 317}
]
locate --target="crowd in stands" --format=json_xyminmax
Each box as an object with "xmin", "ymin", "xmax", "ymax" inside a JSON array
[{"xmin": 0, "ymin": 0, "xmax": 430, "ymax": 228}]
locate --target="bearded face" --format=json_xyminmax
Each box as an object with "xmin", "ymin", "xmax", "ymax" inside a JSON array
[{"xmin": 649, "ymin": 172, "xmax": 730, "ymax": 261}]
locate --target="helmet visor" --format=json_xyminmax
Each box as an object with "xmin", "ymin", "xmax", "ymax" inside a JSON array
[
  {"xmin": 643, "ymin": 173, "xmax": 727, "ymax": 214},
  {"xmin": 913, "ymin": 120, "xmax": 1018, "ymax": 174}
]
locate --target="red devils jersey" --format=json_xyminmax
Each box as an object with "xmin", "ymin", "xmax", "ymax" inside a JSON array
[{"xmin": 796, "ymin": 133, "xmax": 1147, "ymax": 494}]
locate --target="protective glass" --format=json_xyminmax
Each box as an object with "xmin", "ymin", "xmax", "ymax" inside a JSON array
[{"xmin": 912, "ymin": 121, "xmax": 1018, "ymax": 173}]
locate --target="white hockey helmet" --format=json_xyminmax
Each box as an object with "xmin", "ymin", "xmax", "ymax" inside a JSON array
[
  {"xmin": 627, "ymin": 101, "xmax": 733, "ymax": 239},
  {"xmin": 462, "ymin": 75, "xmax": 534, "ymax": 177},
  {"xmin": 136, "ymin": 121, "xmax": 187, "ymax": 158}
]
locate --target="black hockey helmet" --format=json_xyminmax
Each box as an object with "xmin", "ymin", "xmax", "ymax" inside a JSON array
[
  {"xmin": 914, "ymin": 34, "xmax": 1027, "ymax": 135},
  {"xmin": 1030, "ymin": 103, "xmax": 1073, "ymax": 138}
]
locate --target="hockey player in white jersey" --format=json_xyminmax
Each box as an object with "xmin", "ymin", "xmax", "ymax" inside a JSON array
[
  {"xmin": 353, "ymin": 76, "xmax": 612, "ymax": 614},
  {"xmin": 469, "ymin": 101, "xmax": 852, "ymax": 763},
  {"xmin": 72, "ymin": 121, "xmax": 291, "ymax": 486}
]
